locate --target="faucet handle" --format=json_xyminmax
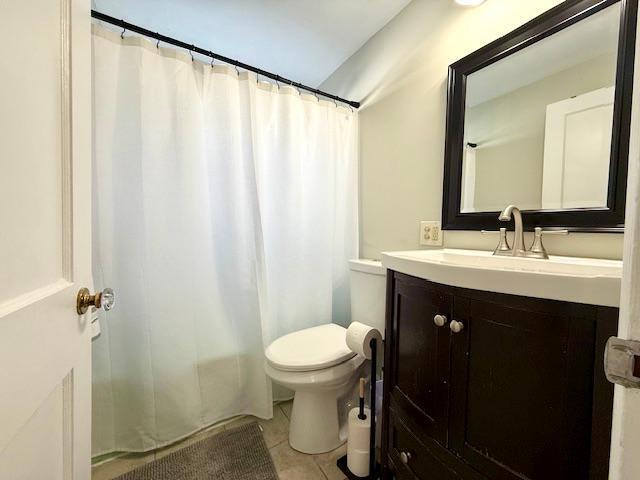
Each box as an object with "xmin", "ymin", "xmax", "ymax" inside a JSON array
[
  {"xmin": 529, "ymin": 227, "xmax": 569, "ymax": 259},
  {"xmin": 482, "ymin": 228, "xmax": 511, "ymax": 256}
]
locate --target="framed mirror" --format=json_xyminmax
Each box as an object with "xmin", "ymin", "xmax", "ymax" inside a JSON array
[{"xmin": 442, "ymin": 0, "xmax": 637, "ymax": 232}]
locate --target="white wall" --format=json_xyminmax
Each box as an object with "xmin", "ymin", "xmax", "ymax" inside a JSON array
[{"xmin": 321, "ymin": 0, "xmax": 624, "ymax": 260}]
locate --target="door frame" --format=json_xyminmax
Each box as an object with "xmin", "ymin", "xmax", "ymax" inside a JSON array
[{"xmin": 609, "ymin": 13, "xmax": 640, "ymax": 478}]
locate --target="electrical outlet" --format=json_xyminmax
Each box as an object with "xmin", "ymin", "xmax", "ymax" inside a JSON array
[{"xmin": 420, "ymin": 221, "xmax": 443, "ymax": 246}]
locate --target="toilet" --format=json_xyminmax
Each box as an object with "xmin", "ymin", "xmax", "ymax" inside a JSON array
[{"xmin": 264, "ymin": 259, "xmax": 386, "ymax": 454}]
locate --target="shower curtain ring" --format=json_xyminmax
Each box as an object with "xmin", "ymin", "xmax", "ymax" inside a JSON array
[
  {"xmin": 189, "ymin": 46, "xmax": 195, "ymax": 62},
  {"xmin": 156, "ymin": 36, "xmax": 160, "ymax": 49},
  {"xmin": 120, "ymin": 23, "xmax": 126, "ymax": 39},
  {"xmin": 314, "ymin": 92, "xmax": 320, "ymax": 102},
  {"xmin": 235, "ymin": 65, "xmax": 240, "ymax": 76}
]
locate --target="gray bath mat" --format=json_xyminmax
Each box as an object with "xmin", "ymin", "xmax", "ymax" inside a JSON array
[{"xmin": 116, "ymin": 422, "xmax": 279, "ymax": 480}]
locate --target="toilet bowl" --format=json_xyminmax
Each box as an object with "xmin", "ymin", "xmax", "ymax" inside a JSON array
[
  {"xmin": 264, "ymin": 259, "xmax": 386, "ymax": 454},
  {"xmin": 265, "ymin": 324, "xmax": 367, "ymax": 454}
]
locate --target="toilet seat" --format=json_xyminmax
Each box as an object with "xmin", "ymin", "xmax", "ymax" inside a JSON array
[{"xmin": 265, "ymin": 323, "xmax": 356, "ymax": 372}]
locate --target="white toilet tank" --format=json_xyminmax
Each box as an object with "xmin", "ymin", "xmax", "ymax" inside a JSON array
[{"xmin": 349, "ymin": 259, "xmax": 386, "ymax": 339}]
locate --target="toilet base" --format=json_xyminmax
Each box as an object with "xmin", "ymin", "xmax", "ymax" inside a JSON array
[
  {"xmin": 265, "ymin": 355, "xmax": 368, "ymax": 455},
  {"xmin": 289, "ymin": 390, "xmax": 345, "ymax": 454}
]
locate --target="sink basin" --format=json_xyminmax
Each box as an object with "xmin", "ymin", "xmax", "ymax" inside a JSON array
[{"xmin": 381, "ymin": 249, "xmax": 622, "ymax": 307}]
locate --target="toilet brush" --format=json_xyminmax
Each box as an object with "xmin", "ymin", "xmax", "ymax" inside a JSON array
[{"xmin": 358, "ymin": 378, "xmax": 367, "ymax": 420}]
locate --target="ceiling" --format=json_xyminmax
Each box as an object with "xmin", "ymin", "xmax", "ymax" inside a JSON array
[{"xmin": 91, "ymin": 0, "xmax": 412, "ymax": 88}]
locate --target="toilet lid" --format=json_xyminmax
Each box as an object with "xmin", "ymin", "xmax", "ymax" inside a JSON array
[{"xmin": 265, "ymin": 324, "xmax": 356, "ymax": 372}]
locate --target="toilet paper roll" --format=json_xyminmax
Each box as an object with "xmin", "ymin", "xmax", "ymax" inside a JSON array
[
  {"xmin": 346, "ymin": 322, "xmax": 382, "ymax": 360},
  {"xmin": 347, "ymin": 407, "xmax": 371, "ymax": 478}
]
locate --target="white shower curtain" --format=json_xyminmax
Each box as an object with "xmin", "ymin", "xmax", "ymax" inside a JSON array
[{"xmin": 91, "ymin": 25, "xmax": 358, "ymax": 455}]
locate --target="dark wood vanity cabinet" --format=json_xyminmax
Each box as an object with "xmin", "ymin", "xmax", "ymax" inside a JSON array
[{"xmin": 381, "ymin": 271, "xmax": 619, "ymax": 480}]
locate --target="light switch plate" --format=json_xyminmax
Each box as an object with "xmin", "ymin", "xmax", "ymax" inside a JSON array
[{"xmin": 420, "ymin": 221, "xmax": 443, "ymax": 246}]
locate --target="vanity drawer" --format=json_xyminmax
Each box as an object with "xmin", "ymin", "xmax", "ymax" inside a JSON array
[
  {"xmin": 387, "ymin": 408, "xmax": 480, "ymax": 480},
  {"xmin": 387, "ymin": 455, "xmax": 418, "ymax": 480}
]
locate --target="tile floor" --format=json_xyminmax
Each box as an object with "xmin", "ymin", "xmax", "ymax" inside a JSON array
[{"xmin": 91, "ymin": 400, "xmax": 348, "ymax": 480}]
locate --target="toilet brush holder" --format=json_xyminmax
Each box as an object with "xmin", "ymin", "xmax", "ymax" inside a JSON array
[{"xmin": 337, "ymin": 337, "xmax": 380, "ymax": 479}]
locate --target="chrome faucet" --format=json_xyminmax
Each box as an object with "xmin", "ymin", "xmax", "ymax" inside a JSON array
[{"xmin": 499, "ymin": 205, "xmax": 526, "ymax": 256}]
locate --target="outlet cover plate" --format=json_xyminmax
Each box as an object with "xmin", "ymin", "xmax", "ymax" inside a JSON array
[{"xmin": 420, "ymin": 221, "xmax": 443, "ymax": 246}]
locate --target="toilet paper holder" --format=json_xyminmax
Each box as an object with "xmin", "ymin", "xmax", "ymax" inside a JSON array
[{"xmin": 337, "ymin": 336, "xmax": 380, "ymax": 480}]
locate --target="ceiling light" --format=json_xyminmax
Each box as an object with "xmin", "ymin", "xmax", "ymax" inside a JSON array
[{"xmin": 455, "ymin": 0, "xmax": 486, "ymax": 6}]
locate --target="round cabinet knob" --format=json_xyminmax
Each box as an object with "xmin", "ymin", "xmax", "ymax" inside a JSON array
[
  {"xmin": 76, "ymin": 287, "xmax": 115, "ymax": 315},
  {"xmin": 450, "ymin": 320, "xmax": 464, "ymax": 334},
  {"xmin": 433, "ymin": 314, "xmax": 448, "ymax": 327},
  {"xmin": 399, "ymin": 451, "xmax": 412, "ymax": 464}
]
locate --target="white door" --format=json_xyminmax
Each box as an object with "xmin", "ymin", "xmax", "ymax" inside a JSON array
[
  {"xmin": 0, "ymin": 1, "xmax": 94, "ymax": 479},
  {"xmin": 541, "ymin": 86, "xmax": 615, "ymax": 209}
]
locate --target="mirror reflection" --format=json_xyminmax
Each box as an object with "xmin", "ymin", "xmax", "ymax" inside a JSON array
[{"xmin": 461, "ymin": 3, "xmax": 621, "ymax": 213}]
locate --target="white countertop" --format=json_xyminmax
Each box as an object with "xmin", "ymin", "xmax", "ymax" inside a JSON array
[{"xmin": 381, "ymin": 248, "xmax": 622, "ymax": 307}]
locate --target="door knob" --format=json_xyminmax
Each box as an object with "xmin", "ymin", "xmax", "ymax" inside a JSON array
[
  {"xmin": 76, "ymin": 288, "xmax": 115, "ymax": 314},
  {"xmin": 433, "ymin": 314, "xmax": 448, "ymax": 327},
  {"xmin": 450, "ymin": 320, "xmax": 464, "ymax": 333},
  {"xmin": 399, "ymin": 451, "xmax": 412, "ymax": 464}
]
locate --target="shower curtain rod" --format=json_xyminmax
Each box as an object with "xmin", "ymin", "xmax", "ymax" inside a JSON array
[{"xmin": 91, "ymin": 10, "xmax": 361, "ymax": 109}]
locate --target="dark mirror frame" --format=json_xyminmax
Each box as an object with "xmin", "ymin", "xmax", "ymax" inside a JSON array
[{"xmin": 442, "ymin": 0, "xmax": 637, "ymax": 233}]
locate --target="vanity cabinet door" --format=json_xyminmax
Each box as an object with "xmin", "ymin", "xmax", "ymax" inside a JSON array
[
  {"xmin": 386, "ymin": 272, "xmax": 453, "ymax": 446},
  {"xmin": 448, "ymin": 294, "xmax": 602, "ymax": 480}
]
